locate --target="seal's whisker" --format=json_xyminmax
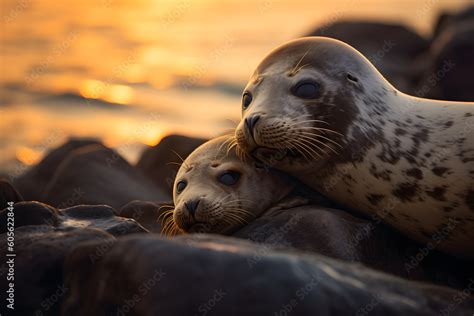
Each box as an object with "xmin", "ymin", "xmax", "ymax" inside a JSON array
[
  {"xmin": 290, "ymin": 140, "xmax": 318, "ymax": 161},
  {"xmin": 217, "ymin": 135, "xmax": 235, "ymax": 155},
  {"xmin": 298, "ymin": 134, "xmax": 339, "ymax": 155},
  {"xmin": 158, "ymin": 209, "xmax": 174, "ymax": 222},
  {"xmin": 225, "ymin": 212, "xmax": 248, "ymax": 225},
  {"xmin": 221, "ymin": 214, "xmax": 239, "ymax": 226},
  {"xmin": 289, "ymin": 119, "xmax": 330, "ymax": 126},
  {"xmin": 225, "ymin": 207, "xmax": 254, "ymax": 217},
  {"xmin": 161, "ymin": 217, "xmax": 176, "ymax": 237},
  {"xmin": 226, "ymin": 142, "xmax": 238, "ymax": 155},
  {"xmin": 158, "ymin": 204, "xmax": 174, "ymax": 210},
  {"xmin": 292, "ymin": 139, "xmax": 323, "ymax": 159},
  {"xmin": 297, "ymin": 131, "xmax": 343, "ymax": 149},
  {"xmin": 221, "ymin": 198, "xmax": 253, "ymax": 205},
  {"xmin": 299, "ymin": 127, "xmax": 344, "ymax": 136},
  {"xmin": 297, "ymin": 136, "xmax": 329, "ymax": 156},
  {"xmin": 289, "ymin": 141, "xmax": 314, "ymax": 161},
  {"xmin": 170, "ymin": 149, "xmax": 190, "ymax": 170},
  {"xmin": 289, "ymin": 49, "xmax": 311, "ymax": 76}
]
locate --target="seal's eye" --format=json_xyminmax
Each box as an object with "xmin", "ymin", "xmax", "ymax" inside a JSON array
[
  {"xmin": 292, "ymin": 80, "xmax": 320, "ymax": 99},
  {"xmin": 242, "ymin": 92, "xmax": 252, "ymax": 110},
  {"xmin": 176, "ymin": 181, "xmax": 187, "ymax": 194},
  {"xmin": 217, "ymin": 171, "xmax": 241, "ymax": 186}
]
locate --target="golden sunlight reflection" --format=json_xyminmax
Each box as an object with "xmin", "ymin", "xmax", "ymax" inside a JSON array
[
  {"xmin": 105, "ymin": 84, "xmax": 134, "ymax": 105},
  {"xmin": 15, "ymin": 146, "xmax": 43, "ymax": 166},
  {"xmin": 79, "ymin": 80, "xmax": 134, "ymax": 105},
  {"xmin": 1, "ymin": 0, "xmax": 471, "ymax": 174}
]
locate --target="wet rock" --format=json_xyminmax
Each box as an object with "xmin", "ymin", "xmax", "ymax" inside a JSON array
[
  {"xmin": 61, "ymin": 234, "xmax": 474, "ymax": 316},
  {"xmin": 0, "ymin": 201, "xmax": 147, "ymax": 236},
  {"xmin": 0, "ymin": 200, "xmax": 148, "ymax": 315},
  {"xmin": 119, "ymin": 200, "xmax": 173, "ymax": 234},
  {"xmin": 61, "ymin": 204, "xmax": 148, "ymax": 236},
  {"xmin": 136, "ymin": 134, "xmax": 207, "ymax": 197},
  {"xmin": 41, "ymin": 144, "xmax": 167, "ymax": 209},
  {"xmin": 0, "ymin": 226, "xmax": 114, "ymax": 316}
]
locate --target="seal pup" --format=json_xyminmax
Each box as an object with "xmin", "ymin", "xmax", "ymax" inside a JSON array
[
  {"xmin": 163, "ymin": 136, "xmax": 294, "ymax": 235},
  {"xmin": 234, "ymin": 37, "xmax": 474, "ymax": 258}
]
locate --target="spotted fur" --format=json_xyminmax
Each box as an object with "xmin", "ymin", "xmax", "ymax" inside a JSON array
[{"xmin": 235, "ymin": 37, "xmax": 474, "ymax": 258}]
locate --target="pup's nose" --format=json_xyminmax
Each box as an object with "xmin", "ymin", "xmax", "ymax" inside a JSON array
[
  {"xmin": 245, "ymin": 115, "xmax": 260, "ymax": 137},
  {"xmin": 184, "ymin": 199, "xmax": 200, "ymax": 216}
]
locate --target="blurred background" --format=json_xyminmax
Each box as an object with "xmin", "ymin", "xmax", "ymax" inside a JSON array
[{"xmin": 1, "ymin": 0, "xmax": 473, "ymax": 177}]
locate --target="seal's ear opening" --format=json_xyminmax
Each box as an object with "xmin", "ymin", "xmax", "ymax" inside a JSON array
[{"xmin": 346, "ymin": 73, "xmax": 359, "ymax": 83}]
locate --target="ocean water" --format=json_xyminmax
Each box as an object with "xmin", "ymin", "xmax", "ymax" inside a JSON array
[{"xmin": 0, "ymin": 0, "xmax": 471, "ymax": 177}]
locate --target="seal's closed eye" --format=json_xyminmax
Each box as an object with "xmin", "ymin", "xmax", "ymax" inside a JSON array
[
  {"xmin": 217, "ymin": 171, "xmax": 241, "ymax": 186},
  {"xmin": 291, "ymin": 80, "xmax": 320, "ymax": 99}
]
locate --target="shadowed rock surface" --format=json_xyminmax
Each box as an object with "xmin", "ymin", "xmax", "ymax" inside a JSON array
[
  {"xmin": 136, "ymin": 134, "xmax": 207, "ymax": 197},
  {"xmin": 13, "ymin": 138, "xmax": 101, "ymax": 201},
  {"xmin": 119, "ymin": 200, "xmax": 173, "ymax": 233},
  {"xmin": 0, "ymin": 225, "xmax": 114, "ymax": 316},
  {"xmin": 41, "ymin": 144, "xmax": 167, "ymax": 209},
  {"xmin": 433, "ymin": 5, "xmax": 474, "ymax": 39},
  {"xmin": 233, "ymin": 204, "xmax": 474, "ymax": 290},
  {"xmin": 0, "ymin": 201, "xmax": 148, "ymax": 316},
  {"xmin": 307, "ymin": 21, "xmax": 429, "ymax": 94},
  {"xmin": 61, "ymin": 234, "xmax": 474, "ymax": 316},
  {"xmin": 0, "ymin": 179, "xmax": 23, "ymax": 208},
  {"xmin": 0, "ymin": 201, "xmax": 147, "ymax": 239},
  {"xmin": 419, "ymin": 22, "xmax": 474, "ymax": 101}
]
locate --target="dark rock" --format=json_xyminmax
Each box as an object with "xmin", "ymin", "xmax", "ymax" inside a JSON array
[
  {"xmin": 41, "ymin": 143, "xmax": 167, "ymax": 209},
  {"xmin": 119, "ymin": 200, "xmax": 173, "ymax": 234},
  {"xmin": 418, "ymin": 23, "xmax": 474, "ymax": 101},
  {"xmin": 13, "ymin": 138, "xmax": 101, "ymax": 201},
  {"xmin": 433, "ymin": 5, "xmax": 474, "ymax": 39},
  {"xmin": 0, "ymin": 226, "xmax": 114, "ymax": 316},
  {"xmin": 307, "ymin": 21, "xmax": 429, "ymax": 94},
  {"xmin": 0, "ymin": 201, "xmax": 60, "ymax": 232},
  {"xmin": 0, "ymin": 200, "xmax": 148, "ymax": 315},
  {"xmin": 233, "ymin": 204, "xmax": 473, "ymax": 290},
  {"xmin": 61, "ymin": 234, "xmax": 474, "ymax": 316},
  {"xmin": 0, "ymin": 201, "xmax": 147, "ymax": 236},
  {"xmin": 61, "ymin": 205, "xmax": 148, "ymax": 236},
  {"xmin": 234, "ymin": 205, "xmax": 418, "ymax": 277},
  {"xmin": 136, "ymin": 134, "xmax": 207, "ymax": 197},
  {"xmin": 0, "ymin": 179, "xmax": 23, "ymax": 209}
]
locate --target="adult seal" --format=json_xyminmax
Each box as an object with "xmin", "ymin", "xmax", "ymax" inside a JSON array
[{"xmin": 234, "ymin": 37, "xmax": 474, "ymax": 258}]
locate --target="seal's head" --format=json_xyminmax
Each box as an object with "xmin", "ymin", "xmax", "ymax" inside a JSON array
[
  {"xmin": 167, "ymin": 136, "xmax": 293, "ymax": 235},
  {"xmin": 235, "ymin": 37, "xmax": 391, "ymax": 171}
]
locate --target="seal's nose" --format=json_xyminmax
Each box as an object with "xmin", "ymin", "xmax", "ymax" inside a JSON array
[
  {"xmin": 245, "ymin": 115, "xmax": 260, "ymax": 137},
  {"xmin": 185, "ymin": 199, "xmax": 200, "ymax": 216}
]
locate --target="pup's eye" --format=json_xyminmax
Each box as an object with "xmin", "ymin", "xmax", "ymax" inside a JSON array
[
  {"xmin": 292, "ymin": 80, "xmax": 320, "ymax": 99},
  {"xmin": 242, "ymin": 92, "xmax": 252, "ymax": 110},
  {"xmin": 217, "ymin": 171, "xmax": 241, "ymax": 186},
  {"xmin": 176, "ymin": 181, "xmax": 187, "ymax": 194}
]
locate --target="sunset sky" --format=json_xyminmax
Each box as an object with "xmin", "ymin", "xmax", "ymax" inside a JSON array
[{"xmin": 0, "ymin": 0, "xmax": 471, "ymax": 172}]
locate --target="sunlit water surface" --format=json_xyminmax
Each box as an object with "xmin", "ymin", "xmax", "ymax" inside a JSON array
[{"xmin": 0, "ymin": 0, "xmax": 470, "ymax": 176}]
